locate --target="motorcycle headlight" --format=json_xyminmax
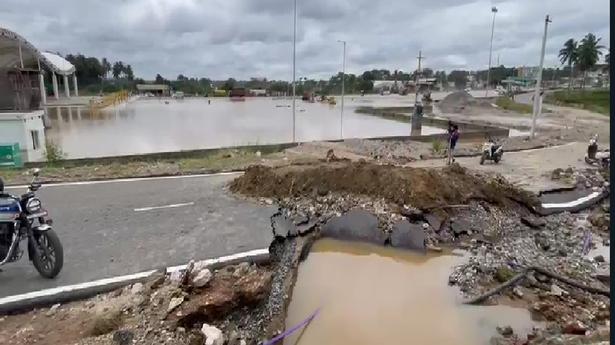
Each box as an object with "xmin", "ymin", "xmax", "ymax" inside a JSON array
[{"xmin": 26, "ymin": 198, "xmax": 42, "ymax": 213}]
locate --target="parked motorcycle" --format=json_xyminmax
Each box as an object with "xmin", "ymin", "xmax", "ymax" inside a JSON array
[
  {"xmin": 0, "ymin": 169, "xmax": 63, "ymax": 278},
  {"xmin": 479, "ymin": 138, "xmax": 504, "ymax": 164},
  {"xmin": 584, "ymin": 134, "xmax": 610, "ymax": 168}
]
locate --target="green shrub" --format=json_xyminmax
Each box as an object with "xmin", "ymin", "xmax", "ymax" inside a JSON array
[
  {"xmin": 431, "ymin": 140, "xmax": 445, "ymax": 154},
  {"xmin": 45, "ymin": 141, "xmax": 66, "ymax": 164}
]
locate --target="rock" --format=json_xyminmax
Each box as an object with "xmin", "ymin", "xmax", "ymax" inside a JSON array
[
  {"xmin": 201, "ymin": 324, "xmax": 225, "ymax": 345},
  {"xmin": 190, "ymin": 260, "xmax": 209, "ymax": 277},
  {"xmin": 450, "ymin": 218, "xmax": 470, "ymax": 237},
  {"xmin": 535, "ymin": 273, "xmax": 550, "ymax": 284},
  {"xmin": 235, "ymin": 270, "xmax": 273, "ymax": 305},
  {"xmin": 558, "ymin": 249, "xmax": 568, "ymax": 257},
  {"xmin": 177, "ymin": 327, "xmax": 186, "ymax": 334},
  {"xmin": 521, "ymin": 215, "xmax": 546, "ymax": 229},
  {"xmin": 551, "ymin": 168, "xmax": 563, "ymax": 180},
  {"xmin": 263, "ymin": 198, "xmax": 273, "ymax": 205},
  {"xmin": 321, "ymin": 209, "xmax": 387, "ymax": 245},
  {"xmin": 130, "ymin": 283, "xmax": 144, "ymax": 295},
  {"xmin": 496, "ymin": 325, "xmax": 514, "ymax": 337},
  {"xmin": 168, "ymin": 297, "xmax": 184, "ymax": 313},
  {"xmin": 169, "ymin": 270, "xmax": 183, "ymax": 285},
  {"xmin": 550, "ymin": 284, "xmax": 566, "ymax": 296},
  {"xmin": 424, "ymin": 213, "xmax": 445, "ymax": 232},
  {"xmin": 400, "ymin": 206, "xmax": 424, "ymax": 221},
  {"xmin": 46, "ymin": 303, "xmax": 61, "ymax": 317},
  {"xmin": 594, "ymin": 255, "xmax": 606, "ymax": 263},
  {"xmin": 563, "ymin": 320, "xmax": 587, "ymax": 335},
  {"xmin": 232, "ymin": 262, "xmax": 251, "ymax": 278},
  {"xmin": 512, "ymin": 286, "xmax": 524, "ymax": 298},
  {"xmin": 192, "ymin": 269, "xmax": 213, "ymax": 287},
  {"xmin": 112, "ymin": 330, "xmax": 134, "ymax": 345},
  {"xmin": 389, "ymin": 220, "xmax": 426, "ymax": 250}
]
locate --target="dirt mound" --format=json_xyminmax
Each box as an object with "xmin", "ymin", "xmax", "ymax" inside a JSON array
[
  {"xmin": 230, "ymin": 162, "xmax": 538, "ymax": 210},
  {"xmin": 439, "ymin": 91, "xmax": 494, "ymax": 113}
]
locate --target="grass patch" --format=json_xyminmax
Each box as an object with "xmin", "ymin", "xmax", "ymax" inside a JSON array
[
  {"xmin": 495, "ymin": 97, "xmax": 533, "ymax": 114},
  {"xmin": 431, "ymin": 140, "xmax": 445, "ymax": 154},
  {"xmin": 545, "ymin": 89, "xmax": 610, "ymax": 115}
]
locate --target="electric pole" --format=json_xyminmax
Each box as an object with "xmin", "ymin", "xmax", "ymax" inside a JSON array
[
  {"xmin": 530, "ymin": 15, "xmax": 551, "ymax": 139},
  {"xmin": 414, "ymin": 50, "xmax": 424, "ymax": 104},
  {"xmin": 291, "ymin": 0, "xmax": 297, "ymax": 142},
  {"xmin": 486, "ymin": 6, "xmax": 498, "ymax": 97}
]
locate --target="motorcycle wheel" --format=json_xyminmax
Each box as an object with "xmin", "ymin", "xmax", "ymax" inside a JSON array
[
  {"xmin": 494, "ymin": 155, "xmax": 501, "ymax": 164},
  {"xmin": 480, "ymin": 153, "xmax": 486, "ymax": 165},
  {"xmin": 30, "ymin": 229, "xmax": 64, "ymax": 279},
  {"xmin": 585, "ymin": 156, "xmax": 594, "ymax": 165}
]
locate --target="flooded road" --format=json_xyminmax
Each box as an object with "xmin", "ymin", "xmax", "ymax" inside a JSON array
[
  {"xmin": 285, "ymin": 239, "xmax": 536, "ymax": 345},
  {"xmin": 45, "ymin": 97, "xmax": 446, "ymax": 158}
]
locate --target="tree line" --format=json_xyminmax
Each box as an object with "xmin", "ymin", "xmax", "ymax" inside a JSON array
[{"xmin": 558, "ymin": 33, "xmax": 608, "ymax": 90}]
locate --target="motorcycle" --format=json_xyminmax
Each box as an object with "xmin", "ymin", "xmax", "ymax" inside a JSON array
[
  {"xmin": 479, "ymin": 138, "xmax": 504, "ymax": 164},
  {"xmin": 0, "ymin": 169, "xmax": 63, "ymax": 278},
  {"xmin": 584, "ymin": 134, "xmax": 610, "ymax": 168}
]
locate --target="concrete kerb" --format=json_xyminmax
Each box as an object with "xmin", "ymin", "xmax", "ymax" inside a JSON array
[{"xmin": 0, "ymin": 248, "xmax": 269, "ymax": 315}]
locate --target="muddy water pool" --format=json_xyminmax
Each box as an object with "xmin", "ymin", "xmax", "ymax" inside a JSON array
[
  {"xmin": 44, "ymin": 97, "xmax": 446, "ymax": 158},
  {"xmin": 285, "ymin": 238, "xmax": 537, "ymax": 345}
]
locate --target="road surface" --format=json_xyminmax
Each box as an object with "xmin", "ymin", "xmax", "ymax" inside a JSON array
[
  {"xmin": 409, "ymin": 142, "xmax": 591, "ymax": 193},
  {"xmin": 1, "ymin": 173, "xmax": 276, "ymax": 298}
]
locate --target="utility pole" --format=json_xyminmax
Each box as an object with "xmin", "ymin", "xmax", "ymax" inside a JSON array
[
  {"xmin": 486, "ymin": 6, "xmax": 498, "ymax": 97},
  {"xmin": 337, "ymin": 40, "xmax": 346, "ymax": 139},
  {"xmin": 291, "ymin": 0, "xmax": 297, "ymax": 142},
  {"xmin": 414, "ymin": 50, "xmax": 424, "ymax": 104},
  {"xmin": 530, "ymin": 15, "xmax": 551, "ymax": 139}
]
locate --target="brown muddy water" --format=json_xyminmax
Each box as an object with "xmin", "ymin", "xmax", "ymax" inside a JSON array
[
  {"xmin": 44, "ymin": 97, "xmax": 446, "ymax": 159},
  {"xmin": 285, "ymin": 239, "xmax": 537, "ymax": 345}
]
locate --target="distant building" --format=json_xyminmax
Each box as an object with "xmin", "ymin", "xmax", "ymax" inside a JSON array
[
  {"xmin": 136, "ymin": 84, "xmax": 170, "ymax": 97},
  {"xmin": 249, "ymin": 89, "xmax": 267, "ymax": 96}
]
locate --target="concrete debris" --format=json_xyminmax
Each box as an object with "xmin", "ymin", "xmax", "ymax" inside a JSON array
[
  {"xmin": 167, "ymin": 297, "xmax": 184, "ymax": 313},
  {"xmin": 192, "ymin": 269, "xmax": 213, "ymax": 287},
  {"xmin": 550, "ymin": 284, "xmax": 566, "ymax": 297},
  {"xmin": 563, "ymin": 320, "xmax": 588, "ymax": 335},
  {"xmin": 46, "ymin": 303, "xmax": 61, "ymax": 317},
  {"xmin": 521, "ymin": 215, "xmax": 546, "ymax": 229},
  {"xmin": 201, "ymin": 324, "xmax": 225, "ymax": 345},
  {"xmin": 130, "ymin": 283, "xmax": 144, "ymax": 295}
]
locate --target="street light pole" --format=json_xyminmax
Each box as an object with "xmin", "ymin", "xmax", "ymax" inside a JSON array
[
  {"xmin": 485, "ymin": 6, "xmax": 498, "ymax": 97},
  {"xmin": 530, "ymin": 15, "xmax": 551, "ymax": 139},
  {"xmin": 292, "ymin": 0, "xmax": 297, "ymax": 142},
  {"xmin": 337, "ymin": 40, "xmax": 346, "ymax": 139}
]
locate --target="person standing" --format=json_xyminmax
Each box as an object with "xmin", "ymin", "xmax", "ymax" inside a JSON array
[{"xmin": 447, "ymin": 124, "xmax": 460, "ymax": 164}]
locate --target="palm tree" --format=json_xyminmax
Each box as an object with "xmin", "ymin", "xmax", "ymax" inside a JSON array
[
  {"xmin": 101, "ymin": 58, "xmax": 111, "ymax": 80},
  {"xmin": 558, "ymin": 38, "xmax": 578, "ymax": 91},
  {"xmin": 576, "ymin": 33, "xmax": 605, "ymax": 89}
]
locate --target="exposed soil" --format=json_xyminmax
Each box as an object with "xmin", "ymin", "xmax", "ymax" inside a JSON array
[
  {"xmin": 230, "ymin": 161, "xmax": 538, "ymax": 211},
  {"xmin": 439, "ymin": 91, "xmax": 495, "ymax": 113}
]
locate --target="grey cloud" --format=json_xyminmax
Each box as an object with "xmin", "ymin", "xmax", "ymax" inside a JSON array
[{"xmin": 0, "ymin": 0, "xmax": 609, "ymax": 80}]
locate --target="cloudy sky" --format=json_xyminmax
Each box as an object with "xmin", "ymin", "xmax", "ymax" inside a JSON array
[{"xmin": 0, "ymin": 0, "xmax": 609, "ymax": 80}]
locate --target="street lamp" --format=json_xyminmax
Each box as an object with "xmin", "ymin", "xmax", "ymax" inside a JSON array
[
  {"xmin": 291, "ymin": 0, "xmax": 297, "ymax": 142},
  {"xmin": 337, "ymin": 40, "xmax": 346, "ymax": 139},
  {"xmin": 485, "ymin": 6, "xmax": 498, "ymax": 97}
]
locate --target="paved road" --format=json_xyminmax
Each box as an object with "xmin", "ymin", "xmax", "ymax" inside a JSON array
[
  {"xmin": 409, "ymin": 142, "xmax": 591, "ymax": 194},
  {"xmin": 1, "ymin": 173, "xmax": 276, "ymax": 298}
]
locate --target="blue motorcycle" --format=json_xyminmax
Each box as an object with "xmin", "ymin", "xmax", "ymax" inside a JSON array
[{"xmin": 0, "ymin": 169, "xmax": 63, "ymax": 278}]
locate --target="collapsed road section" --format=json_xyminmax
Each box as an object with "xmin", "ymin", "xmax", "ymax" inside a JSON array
[{"xmin": 0, "ymin": 161, "xmax": 609, "ymax": 345}]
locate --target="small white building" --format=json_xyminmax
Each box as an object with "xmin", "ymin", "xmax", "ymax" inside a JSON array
[{"xmin": 0, "ymin": 110, "xmax": 46, "ymax": 162}]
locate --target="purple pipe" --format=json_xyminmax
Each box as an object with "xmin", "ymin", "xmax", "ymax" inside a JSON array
[{"xmin": 261, "ymin": 308, "xmax": 321, "ymax": 345}]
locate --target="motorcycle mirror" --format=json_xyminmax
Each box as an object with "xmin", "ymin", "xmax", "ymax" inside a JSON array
[{"xmin": 32, "ymin": 168, "xmax": 40, "ymax": 177}]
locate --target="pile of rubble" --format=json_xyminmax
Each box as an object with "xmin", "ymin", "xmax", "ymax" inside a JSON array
[
  {"xmin": 551, "ymin": 167, "xmax": 609, "ymax": 190},
  {"xmin": 0, "ymin": 259, "xmax": 289, "ymax": 345}
]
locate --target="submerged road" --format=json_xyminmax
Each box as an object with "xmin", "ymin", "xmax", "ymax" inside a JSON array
[{"xmin": 1, "ymin": 173, "xmax": 276, "ymax": 298}]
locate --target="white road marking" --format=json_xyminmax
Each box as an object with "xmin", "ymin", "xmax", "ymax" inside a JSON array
[
  {"xmin": 166, "ymin": 248, "xmax": 269, "ymax": 273},
  {"xmin": 0, "ymin": 248, "xmax": 268, "ymax": 307},
  {"xmin": 541, "ymin": 191, "xmax": 603, "ymax": 209},
  {"xmin": 134, "ymin": 202, "xmax": 195, "ymax": 212},
  {"xmin": 5, "ymin": 171, "xmax": 243, "ymax": 190}
]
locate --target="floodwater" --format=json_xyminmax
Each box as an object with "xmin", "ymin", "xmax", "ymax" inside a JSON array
[
  {"xmin": 45, "ymin": 97, "xmax": 445, "ymax": 159},
  {"xmin": 285, "ymin": 239, "xmax": 537, "ymax": 345}
]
